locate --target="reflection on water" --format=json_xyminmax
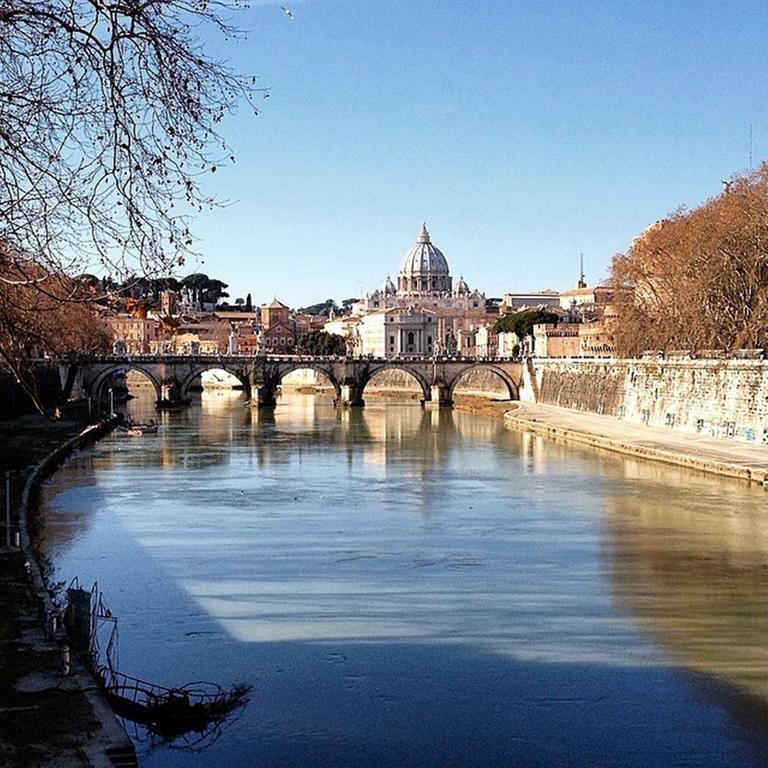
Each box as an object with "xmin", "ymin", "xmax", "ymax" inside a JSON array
[
  {"xmin": 38, "ymin": 391, "xmax": 768, "ymax": 768},
  {"xmin": 603, "ymin": 460, "xmax": 768, "ymax": 700}
]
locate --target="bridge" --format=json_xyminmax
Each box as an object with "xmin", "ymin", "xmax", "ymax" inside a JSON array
[{"xmin": 69, "ymin": 355, "xmax": 524, "ymax": 409}]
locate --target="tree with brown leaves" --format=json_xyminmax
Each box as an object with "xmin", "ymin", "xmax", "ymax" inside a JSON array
[
  {"xmin": 610, "ymin": 164, "xmax": 768, "ymax": 356},
  {"xmin": 0, "ymin": 248, "xmax": 111, "ymax": 413}
]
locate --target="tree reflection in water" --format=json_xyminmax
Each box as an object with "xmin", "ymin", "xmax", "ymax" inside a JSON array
[{"xmin": 601, "ymin": 456, "xmax": 768, "ymax": 701}]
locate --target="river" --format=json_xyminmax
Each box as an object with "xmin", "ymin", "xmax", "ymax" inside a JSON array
[{"xmin": 39, "ymin": 390, "xmax": 768, "ymax": 767}]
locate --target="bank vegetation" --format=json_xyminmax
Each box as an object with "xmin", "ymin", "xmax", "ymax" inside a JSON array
[
  {"xmin": 610, "ymin": 164, "xmax": 768, "ymax": 356},
  {"xmin": 0, "ymin": 251, "xmax": 111, "ymax": 414}
]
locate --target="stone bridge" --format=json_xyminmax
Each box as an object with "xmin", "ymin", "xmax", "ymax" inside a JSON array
[{"xmin": 69, "ymin": 355, "xmax": 523, "ymax": 408}]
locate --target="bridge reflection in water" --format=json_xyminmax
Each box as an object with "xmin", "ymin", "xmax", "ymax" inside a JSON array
[{"xmin": 37, "ymin": 390, "xmax": 768, "ymax": 768}]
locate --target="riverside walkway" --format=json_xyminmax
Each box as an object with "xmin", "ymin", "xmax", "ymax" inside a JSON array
[{"xmin": 505, "ymin": 401, "xmax": 768, "ymax": 486}]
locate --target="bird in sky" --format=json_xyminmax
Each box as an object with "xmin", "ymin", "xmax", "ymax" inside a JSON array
[{"xmin": 281, "ymin": 6, "xmax": 294, "ymax": 19}]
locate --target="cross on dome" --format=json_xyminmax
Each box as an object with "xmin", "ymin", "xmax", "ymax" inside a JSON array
[{"xmin": 418, "ymin": 223, "xmax": 431, "ymax": 244}]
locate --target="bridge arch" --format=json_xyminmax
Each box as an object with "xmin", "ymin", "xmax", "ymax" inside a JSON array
[
  {"xmin": 89, "ymin": 364, "xmax": 162, "ymax": 403},
  {"xmin": 274, "ymin": 362, "xmax": 342, "ymax": 401},
  {"xmin": 447, "ymin": 364, "xmax": 519, "ymax": 401},
  {"xmin": 178, "ymin": 365, "xmax": 249, "ymax": 401},
  {"xmin": 361, "ymin": 363, "xmax": 431, "ymax": 402}
]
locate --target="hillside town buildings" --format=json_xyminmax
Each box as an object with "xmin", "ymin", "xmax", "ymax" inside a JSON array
[
  {"xmin": 106, "ymin": 294, "xmax": 312, "ymax": 357},
  {"xmin": 109, "ymin": 316, "xmax": 159, "ymax": 355},
  {"xmin": 105, "ymin": 223, "xmax": 617, "ymax": 361},
  {"xmin": 500, "ymin": 290, "xmax": 560, "ymax": 313}
]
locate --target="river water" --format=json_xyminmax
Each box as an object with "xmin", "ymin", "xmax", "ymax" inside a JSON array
[{"xmin": 39, "ymin": 391, "xmax": 768, "ymax": 768}]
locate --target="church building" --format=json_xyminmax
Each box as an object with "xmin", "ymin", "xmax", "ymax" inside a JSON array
[{"xmin": 345, "ymin": 224, "xmax": 491, "ymax": 357}]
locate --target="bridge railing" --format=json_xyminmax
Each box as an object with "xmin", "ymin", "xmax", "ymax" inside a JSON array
[{"xmin": 76, "ymin": 353, "xmax": 523, "ymax": 364}]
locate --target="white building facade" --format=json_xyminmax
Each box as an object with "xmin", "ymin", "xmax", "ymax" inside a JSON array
[{"xmin": 341, "ymin": 224, "xmax": 493, "ymax": 357}]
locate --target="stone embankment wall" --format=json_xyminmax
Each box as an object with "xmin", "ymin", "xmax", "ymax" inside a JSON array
[
  {"xmin": 524, "ymin": 357, "xmax": 768, "ymax": 445},
  {"xmin": 17, "ymin": 416, "xmax": 138, "ymax": 766}
]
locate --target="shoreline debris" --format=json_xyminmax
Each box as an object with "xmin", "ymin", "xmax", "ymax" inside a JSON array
[{"xmin": 65, "ymin": 579, "xmax": 250, "ymax": 743}]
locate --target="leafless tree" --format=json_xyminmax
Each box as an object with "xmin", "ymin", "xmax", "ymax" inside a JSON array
[
  {"xmin": 0, "ymin": 0, "xmax": 261, "ymax": 284},
  {"xmin": 0, "ymin": 1, "xmax": 261, "ymax": 411}
]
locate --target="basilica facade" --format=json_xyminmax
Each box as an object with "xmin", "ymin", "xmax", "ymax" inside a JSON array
[
  {"xmin": 331, "ymin": 224, "xmax": 492, "ymax": 357},
  {"xmin": 353, "ymin": 224, "xmax": 486, "ymax": 316}
]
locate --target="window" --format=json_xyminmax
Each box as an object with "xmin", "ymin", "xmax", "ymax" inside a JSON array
[{"xmin": 407, "ymin": 332, "xmax": 415, "ymax": 345}]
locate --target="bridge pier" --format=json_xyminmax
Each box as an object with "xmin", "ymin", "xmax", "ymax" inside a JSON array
[
  {"xmin": 250, "ymin": 383, "xmax": 277, "ymax": 409},
  {"xmin": 338, "ymin": 383, "xmax": 365, "ymax": 408},
  {"xmin": 425, "ymin": 384, "xmax": 453, "ymax": 409},
  {"xmin": 156, "ymin": 379, "xmax": 189, "ymax": 409}
]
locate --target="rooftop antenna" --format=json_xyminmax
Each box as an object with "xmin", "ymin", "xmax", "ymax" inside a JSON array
[{"xmin": 577, "ymin": 253, "xmax": 586, "ymax": 289}]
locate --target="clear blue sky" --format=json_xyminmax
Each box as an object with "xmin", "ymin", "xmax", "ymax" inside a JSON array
[{"xmin": 190, "ymin": 0, "xmax": 768, "ymax": 305}]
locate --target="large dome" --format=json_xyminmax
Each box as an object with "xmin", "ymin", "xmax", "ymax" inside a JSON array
[{"xmin": 397, "ymin": 224, "xmax": 452, "ymax": 294}]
